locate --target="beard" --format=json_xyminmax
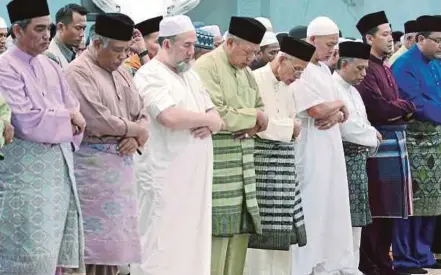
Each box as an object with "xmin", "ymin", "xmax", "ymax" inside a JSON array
[{"xmin": 176, "ymin": 60, "xmax": 192, "ymax": 73}]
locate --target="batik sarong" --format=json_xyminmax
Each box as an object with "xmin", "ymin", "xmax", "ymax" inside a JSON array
[
  {"xmin": 248, "ymin": 138, "xmax": 306, "ymax": 250},
  {"xmin": 0, "ymin": 139, "xmax": 84, "ymax": 275},
  {"xmin": 212, "ymin": 133, "xmax": 261, "ymax": 236},
  {"xmin": 406, "ymin": 121, "xmax": 441, "ymax": 216},
  {"xmin": 367, "ymin": 125, "xmax": 412, "ymax": 218},
  {"xmin": 343, "ymin": 141, "xmax": 372, "ymax": 227},
  {"xmin": 74, "ymin": 144, "xmax": 141, "ymax": 265}
]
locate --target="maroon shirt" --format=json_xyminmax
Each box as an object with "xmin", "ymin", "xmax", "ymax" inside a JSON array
[{"xmin": 355, "ymin": 55, "xmax": 415, "ymax": 126}]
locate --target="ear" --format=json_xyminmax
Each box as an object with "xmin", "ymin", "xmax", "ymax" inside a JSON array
[
  {"xmin": 93, "ymin": 38, "xmax": 102, "ymax": 49},
  {"xmin": 366, "ymin": 34, "xmax": 375, "ymax": 45},
  {"xmin": 163, "ymin": 39, "xmax": 171, "ymax": 50},
  {"xmin": 12, "ymin": 24, "xmax": 22, "ymax": 38},
  {"xmin": 226, "ymin": 37, "xmax": 234, "ymax": 47},
  {"xmin": 57, "ymin": 22, "xmax": 64, "ymax": 31}
]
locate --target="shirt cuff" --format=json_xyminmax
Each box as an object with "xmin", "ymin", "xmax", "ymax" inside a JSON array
[
  {"xmin": 147, "ymin": 100, "xmax": 176, "ymax": 119},
  {"xmin": 124, "ymin": 119, "xmax": 140, "ymax": 137}
]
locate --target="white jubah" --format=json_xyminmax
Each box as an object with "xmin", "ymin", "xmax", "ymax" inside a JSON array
[
  {"xmin": 291, "ymin": 62, "xmax": 354, "ymax": 275},
  {"xmin": 130, "ymin": 58, "xmax": 213, "ymax": 275}
]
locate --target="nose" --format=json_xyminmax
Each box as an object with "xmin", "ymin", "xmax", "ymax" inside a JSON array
[
  {"xmin": 189, "ymin": 45, "xmax": 195, "ymax": 57},
  {"xmin": 43, "ymin": 29, "xmax": 50, "ymax": 40}
]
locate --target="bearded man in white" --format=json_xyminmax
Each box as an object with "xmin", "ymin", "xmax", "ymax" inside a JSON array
[
  {"xmin": 290, "ymin": 16, "xmax": 355, "ymax": 275},
  {"xmin": 130, "ymin": 15, "xmax": 224, "ymax": 275}
]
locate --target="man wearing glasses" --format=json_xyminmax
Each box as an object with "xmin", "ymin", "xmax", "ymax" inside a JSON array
[
  {"xmin": 391, "ymin": 15, "xmax": 441, "ymax": 274},
  {"xmin": 244, "ymin": 36, "xmax": 315, "ymax": 275}
]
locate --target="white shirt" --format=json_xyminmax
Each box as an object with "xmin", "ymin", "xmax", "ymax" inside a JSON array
[
  {"xmin": 333, "ymin": 72, "xmax": 378, "ymax": 148},
  {"xmin": 253, "ymin": 63, "xmax": 296, "ymax": 142},
  {"xmin": 291, "ymin": 61, "xmax": 354, "ymax": 275},
  {"xmin": 131, "ymin": 58, "xmax": 213, "ymax": 275}
]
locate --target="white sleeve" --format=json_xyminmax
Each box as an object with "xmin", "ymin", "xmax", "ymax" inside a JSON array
[
  {"xmin": 134, "ymin": 65, "xmax": 176, "ymax": 119},
  {"xmin": 292, "ymin": 79, "xmax": 325, "ymax": 115}
]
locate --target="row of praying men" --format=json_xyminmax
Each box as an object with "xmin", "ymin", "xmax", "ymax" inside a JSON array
[{"xmin": 1, "ymin": 0, "xmax": 441, "ymax": 275}]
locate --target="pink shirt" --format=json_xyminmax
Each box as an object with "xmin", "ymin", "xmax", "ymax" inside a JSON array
[
  {"xmin": 65, "ymin": 49, "xmax": 147, "ymax": 144},
  {"xmin": 0, "ymin": 46, "xmax": 81, "ymax": 145}
]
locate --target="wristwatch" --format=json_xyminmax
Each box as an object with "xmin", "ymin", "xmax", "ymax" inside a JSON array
[{"xmin": 138, "ymin": 49, "xmax": 149, "ymax": 58}]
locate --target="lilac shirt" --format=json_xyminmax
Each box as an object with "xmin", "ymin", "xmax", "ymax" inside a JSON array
[{"xmin": 0, "ymin": 46, "xmax": 81, "ymax": 145}]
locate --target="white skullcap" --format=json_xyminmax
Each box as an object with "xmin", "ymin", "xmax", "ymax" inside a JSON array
[
  {"xmin": 0, "ymin": 17, "xmax": 7, "ymax": 29},
  {"xmin": 260, "ymin": 31, "xmax": 278, "ymax": 46},
  {"xmin": 354, "ymin": 39, "xmax": 363, "ymax": 43},
  {"xmin": 159, "ymin": 15, "xmax": 195, "ymax": 37},
  {"xmin": 255, "ymin": 17, "xmax": 273, "ymax": 31},
  {"xmin": 307, "ymin": 16, "xmax": 339, "ymax": 37},
  {"xmin": 200, "ymin": 25, "xmax": 222, "ymax": 37}
]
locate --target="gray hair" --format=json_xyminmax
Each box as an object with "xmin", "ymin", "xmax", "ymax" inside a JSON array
[
  {"xmin": 88, "ymin": 27, "xmax": 110, "ymax": 48},
  {"xmin": 158, "ymin": 35, "xmax": 177, "ymax": 48},
  {"xmin": 277, "ymin": 51, "xmax": 296, "ymax": 61},
  {"xmin": 13, "ymin": 19, "xmax": 32, "ymax": 30},
  {"xmin": 225, "ymin": 33, "xmax": 248, "ymax": 44},
  {"xmin": 336, "ymin": 57, "xmax": 355, "ymax": 70}
]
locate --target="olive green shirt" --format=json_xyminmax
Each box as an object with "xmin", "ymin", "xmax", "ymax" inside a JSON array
[
  {"xmin": 193, "ymin": 46, "xmax": 264, "ymax": 132},
  {"xmin": 0, "ymin": 96, "xmax": 11, "ymax": 160}
]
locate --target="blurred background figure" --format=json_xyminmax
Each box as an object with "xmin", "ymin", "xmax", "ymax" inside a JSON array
[
  {"xmin": 0, "ymin": 17, "xmax": 8, "ymax": 54},
  {"xmin": 194, "ymin": 27, "xmax": 214, "ymax": 60},
  {"xmin": 392, "ymin": 30, "xmax": 404, "ymax": 53},
  {"xmin": 249, "ymin": 31, "xmax": 280, "ymax": 70}
]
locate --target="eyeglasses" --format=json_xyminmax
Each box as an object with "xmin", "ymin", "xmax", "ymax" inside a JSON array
[
  {"xmin": 285, "ymin": 60, "xmax": 304, "ymax": 76},
  {"xmin": 426, "ymin": 36, "xmax": 441, "ymax": 45}
]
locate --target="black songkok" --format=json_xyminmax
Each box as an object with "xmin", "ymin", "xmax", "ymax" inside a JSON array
[
  {"xmin": 228, "ymin": 16, "xmax": 266, "ymax": 44},
  {"xmin": 339, "ymin": 41, "xmax": 371, "ymax": 59},
  {"xmin": 7, "ymin": 0, "xmax": 50, "ymax": 23}
]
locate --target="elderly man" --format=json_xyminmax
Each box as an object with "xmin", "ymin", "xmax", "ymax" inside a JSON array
[
  {"xmin": 389, "ymin": 20, "xmax": 419, "ymax": 65},
  {"xmin": 65, "ymin": 14, "xmax": 148, "ymax": 275},
  {"xmin": 45, "ymin": 4, "xmax": 88, "ymax": 69},
  {"xmin": 355, "ymin": 11, "xmax": 416, "ymax": 275},
  {"xmin": 123, "ymin": 16, "xmax": 162, "ymax": 76},
  {"xmin": 130, "ymin": 15, "xmax": 223, "ymax": 275},
  {"xmin": 200, "ymin": 25, "xmax": 223, "ymax": 47},
  {"xmin": 0, "ymin": 0, "xmax": 86, "ymax": 274},
  {"xmin": 290, "ymin": 16, "xmax": 354, "ymax": 275},
  {"xmin": 0, "ymin": 17, "xmax": 7, "ymax": 54},
  {"xmin": 194, "ymin": 16, "xmax": 267, "ymax": 275},
  {"xmin": 391, "ymin": 15, "xmax": 441, "ymax": 274},
  {"xmin": 249, "ymin": 31, "xmax": 280, "ymax": 70},
  {"xmin": 334, "ymin": 41, "xmax": 381, "ymax": 272},
  {"xmin": 243, "ymin": 36, "xmax": 316, "ymax": 275},
  {"xmin": 392, "ymin": 31, "xmax": 404, "ymax": 53},
  {"xmin": 194, "ymin": 28, "xmax": 215, "ymax": 60}
]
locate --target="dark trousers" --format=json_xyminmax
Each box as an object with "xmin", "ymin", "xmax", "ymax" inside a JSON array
[
  {"xmin": 359, "ymin": 218, "xmax": 394, "ymax": 275},
  {"xmin": 392, "ymin": 216, "xmax": 436, "ymax": 269},
  {"xmin": 432, "ymin": 215, "xmax": 441, "ymax": 253}
]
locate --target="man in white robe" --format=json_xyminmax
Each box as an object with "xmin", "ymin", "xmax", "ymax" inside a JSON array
[
  {"xmin": 334, "ymin": 41, "xmax": 382, "ymax": 273},
  {"xmin": 130, "ymin": 15, "xmax": 224, "ymax": 275},
  {"xmin": 291, "ymin": 16, "xmax": 355, "ymax": 275},
  {"xmin": 243, "ymin": 36, "xmax": 316, "ymax": 275}
]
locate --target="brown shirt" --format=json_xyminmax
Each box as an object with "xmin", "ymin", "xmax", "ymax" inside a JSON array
[{"xmin": 65, "ymin": 49, "xmax": 147, "ymax": 143}]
